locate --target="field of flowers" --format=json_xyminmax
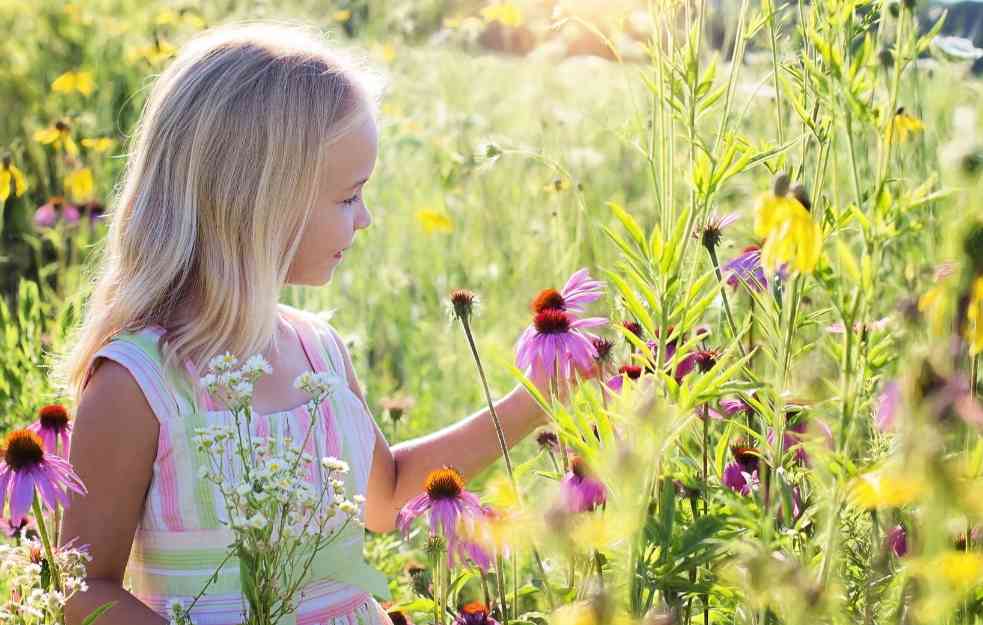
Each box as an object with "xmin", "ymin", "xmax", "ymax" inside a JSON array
[{"xmin": 5, "ymin": 0, "xmax": 983, "ymax": 623}]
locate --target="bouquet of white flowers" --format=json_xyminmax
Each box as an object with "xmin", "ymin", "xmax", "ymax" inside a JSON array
[{"xmin": 170, "ymin": 353, "xmax": 364, "ymax": 625}]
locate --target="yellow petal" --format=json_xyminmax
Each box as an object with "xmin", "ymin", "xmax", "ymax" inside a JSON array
[
  {"xmin": 11, "ymin": 165, "xmax": 27, "ymax": 197},
  {"xmin": 850, "ymin": 471, "xmax": 925, "ymax": 509},
  {"xmin": 33, "ymin": 127, "xmax": 60, "ymax": 144},
  {"xmin": 64, "ymin": 168, "xmax": 94, "ymax": 201},
  {"xmin": 966, "ymin": 277, "xmax": 983, "ymax": 354},
  {"xmin": 333, "ymin": 9, "xmax": 352, "ymax": 22},
  {"xmin": 51, "ymin": 72, "xmax": 77, "ymax": 93},
  {"xmin": 81, "ymin": 137, "xmax": 114, "ymax": 153},
  {"xmin": 0, "ymin": 170, "xmax": 10, "ymax": 202},
  {"xmin": 64, "ymin": 135, "xmax": 79, "ymax": 158},
  {"xmin": 415, "ymin": 209, "xmax": 454, "ymax": 234},
  {"xmin": 74, "ymin": 71, "xmax": 94, "ymax": 96}
]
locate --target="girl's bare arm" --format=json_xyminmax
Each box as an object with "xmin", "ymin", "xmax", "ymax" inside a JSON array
[
  {"xmin": 325, "ymin": 329, "xmax": 550, "ymax": 533},
  {"xmin": 62, "ymin": 360, "xmax": 167, "ymax": 625}
]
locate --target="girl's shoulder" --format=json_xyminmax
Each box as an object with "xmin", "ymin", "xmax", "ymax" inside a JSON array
[{"xmin": 83, "ymin": 325, "xmax": 185, "ymax": 425}]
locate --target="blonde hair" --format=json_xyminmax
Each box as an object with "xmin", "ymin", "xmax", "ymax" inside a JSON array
[{"xmin": 51, "ymin": 21, "xmax": 384, "ymax": 405}]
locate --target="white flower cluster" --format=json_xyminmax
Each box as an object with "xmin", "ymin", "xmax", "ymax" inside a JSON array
[
  {"xmin": 200, "ymin": 351, "xmax": 271, "ymax": 412},
  {"xmin": 0, "ymin": 538, "xmax": 91, "ymax": 624},
  {"xmin": 293, "ymin": 371, "xmax": 340, "ymax": 404}
]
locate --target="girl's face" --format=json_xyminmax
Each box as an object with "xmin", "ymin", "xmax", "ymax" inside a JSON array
[{"xmin": 286, "ymin": 114, "xmax": 378, "ymax": 286}]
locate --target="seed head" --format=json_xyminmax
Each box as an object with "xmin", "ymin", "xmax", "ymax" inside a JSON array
[
  {"xmin": 424, "ymin": 466, "xmax": 465, "ymax": 500},
  {"xmin": 531, "ymin": 288, "xmax": 565, "ymax": 313},
  {"xmin": 449, "ymin": 289, "xmax": 478, "ymax": 322},
  {"xmin": 533, "ymin": 309, "xmax": 572, "ymax": 334},
  {"xmin": 38, "ymin": 404, "xmax": 71, "ymax": 432},
  {"xmin": 536, "ymin": 429, "xmax": 559, "ymax": 450},
  {"xmin": 2, "ymin": 430, "xmax": 45, "ymax": 471},
  {"xmin": 772, "ymin": 172, "xmax": 790, "ymax": 197},
  {"xmin": 790, "ymin": 182, "xmax": 811, "ymax": 211},
  {"xmin": 591, "ymin": 337, "xmax": 614, "ymax": 364},
  {"xmin": 622, "ymin": 320, "xmax": 644, "ymax": 339}
]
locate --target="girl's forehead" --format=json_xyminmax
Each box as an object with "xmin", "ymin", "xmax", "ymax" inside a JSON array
[{"xmin": 323, "ymin": 117, "xmax": 378, "ymax": 185}]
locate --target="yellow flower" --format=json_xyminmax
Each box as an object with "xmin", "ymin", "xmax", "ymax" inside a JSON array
[
  {"xmin": 756, "ymin": 196, "xmax": 822, "ymax": 275},
  {"xmin": 416, "ymin": 209, "xmax": 454, "ymax": 234},
  {"xmin": 966, "ymin": 277, "xmax": 983, "ymax": 354},
  {"xmin": 938, "ymin": 551, "xmax": 983, "ymax": 589},
  {"xmin": 81, "ymin": 137, "xmax": 114, "ymax": 153},
  {"xmin": 884, "ymin": 107, "xmax": 924, "ymax": 145},
  {"xmin": 64, "ymin": 168, "xmax": 94, "ymax": 202},
  {"xmin": 333, "ymin": 9, "xmax": 352, "ymax": 22},
  {"xmin": 0, "ymin": 157, "xmax": 28, "ymax": 202},
  {"xmin": 34, "ymin": 121, "xmax": 79, "ymax": 157},
  {"xmin": 850, "ymin": 470, "xmax": 925, "ymax": 509},
  {"xmin": 551, "ymin": 602, "xmax": 597, "ymax": 625},
  {"xmin": 51, "ymin": 70, "xmax": 94, "ymax": 96},
  {"xmin": 372, "ymin": 43, "xmax": 396, "ymax": 64},
  {"xmin": 127, "ymin": 39, "xmax": 177, "ymax": 66},
  {"xmin": 155, "ymin": 9, "xmax": 205, "ymax": 29},
  {"xmin": 480, "ymin": 2, "xmax": 523, "ymax": 27}
]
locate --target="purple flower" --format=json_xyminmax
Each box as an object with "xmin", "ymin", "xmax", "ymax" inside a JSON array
[
  {"xmin": 4, "ymin": 515, "xmax": 35, "ymax": 540},
  {"xmin": 561, "ymin": 456, "xmax": 607, "ymax": 513},
  {"xmin": 768, "ymin": 417, "xmax": 833, "ymax": 465},
  {"xmin": 886, "ymin": 525, "xmax": 907, "ymax": 558},
  {"xmin": 454, "ymin": 602, "xmax": 500, "ymax": 625},
  {"xmin": 33, "ymin": 203, "xmax": 57, "ymax": 228},
  {"xmin": 606, "ymin": 364, "xmax": 642, "ymax": 392},
  {"xmin": 529, "ymin": 268, "xmax": 604, "ymax": 315},
  {"xmin": 720, "ymin": 397, "xmax": 753, "ymax": 417},
  {"xmin": 876, "ymin": 381, "xmax": 900, "ymax": 432},
  {"xmin": 696, "ymin": 212, "xmax": 740, "ymax": 251},
  {"xmin": 26, "ymin": 404, "xmax": 73, "ymax": 457},
  {"xmin": 0, "ymin": 429, "xmax": 87, "ymax": 521},
  {"xmin": 515, "ymin": 309, "xmax": 606, "ymax": 384},
  {"xmin": 724, "ymin": 245, "xmax": 768, "ymax": 292},
  {"xmin": 722, "ymin": 446, "xmax": 759, "ymax": 496},
  {"xmin": 396, "ymin": 467, "xmax": 484, "ymax": 565},
  {"xmin": 674, "ymin": 349, "xmax": 720, "ymax": 382}
]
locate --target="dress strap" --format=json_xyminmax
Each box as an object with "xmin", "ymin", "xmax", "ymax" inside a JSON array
[
  {"xmin": 282, "ymin": 308, "xmax": 345, "ymax": 378},
  {"xmin": 85, "ymin": 329, "xmax": 188, "ymax": 423}
]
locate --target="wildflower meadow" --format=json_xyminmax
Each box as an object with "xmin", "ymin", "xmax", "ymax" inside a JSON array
[{"xmin": 6, "ymin": 0, "xmax": 983, "ymax": 623}]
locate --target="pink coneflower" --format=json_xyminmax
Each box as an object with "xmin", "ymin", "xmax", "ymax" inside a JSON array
[
  {"xmin": 4, "ymin": 515, "xmax": 36, "ymax": 540},
  {"xmin": 396, "ymin": 467, "xmax": 484, "ymax": 558},
  {"xmin": 515, "ymin": 309, "xmax": 606, "ymax": 383},
  {"xmin": 769, "ymin": 417, "xmax": 833, "ymax": 465},
  {"xmin": 724, "ymin": 245, "xmax": 768, "ymax": 292},
  {"xmin": 33, "ymin": 197, "xmax": 79, "ymax": 229},
  {"xmin": 529, "ymin": 268, "xmax": 604, "ymax": 315},
  {"xmin": 27, "ymin": 404, "xmax": 73, "ymax": 457},
  {"xmin": 720, "ymin": 397, "xmax": 753, "ymax": 417},
  {"xmin": 606, "ymin": 364, "xmax": 642, "ymax": 392},
  {"xmin": 453, "ymin": 602, "xmax": 500, "ymax": 625},
  {"xmin": 646, "ymin": 325, "xmax": 681, "ymax": 363},
  {"xmin": 674, "ymin": 349, "xmax": 720, "ymax": 382},
  {"xmin": 561, "ymin": 456, "xmax": 607, "ymax": 513},
  {"xmin": 886, "ymin": 525, "xmax": 907, "ymax": 558},
  {"xmin": 722, "ymin": 446, "xmax": 759, "ymax": 495},
  {"xmin": 695, "ymin": 212, "xmax": 740, "ymax": 252},
  {"xmin": 0, "ymin": 429, "xmax": 86, "ymax": 520}
]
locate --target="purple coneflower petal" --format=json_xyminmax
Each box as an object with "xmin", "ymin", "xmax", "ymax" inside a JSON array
[
  {"xmin": 876, "ymin": 381, "xmax": 900, "ymax": 432},
  {"xmin": 9, "ymin": 471, "xmax": 36, "ymax": 522},
  {"xmin": 396, "ymin": 493, "xmax": 430, "ymax": 536}
]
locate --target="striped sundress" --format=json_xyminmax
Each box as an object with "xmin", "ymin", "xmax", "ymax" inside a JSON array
[{"xmin": 83, "ymin": 305, "xmax": 393, "ymax": 625}]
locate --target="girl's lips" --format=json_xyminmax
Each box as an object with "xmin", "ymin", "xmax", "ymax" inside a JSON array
[{"xmin": 333, "ymin": 250, "xmax": 343, "ymax": 259}]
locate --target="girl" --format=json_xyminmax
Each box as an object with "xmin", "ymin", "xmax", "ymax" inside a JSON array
[{"xmin": 53, "ymin": 21, "xmax": 580, "ymax": 625}]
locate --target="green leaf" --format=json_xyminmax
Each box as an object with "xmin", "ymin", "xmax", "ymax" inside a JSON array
[
  {"xmin": 608, "ymin": 201, "xmax": 646, "ymax": 248},
  {"xmin": 81, "ymin": 601, "xmax": 118, "ymax": 625}
]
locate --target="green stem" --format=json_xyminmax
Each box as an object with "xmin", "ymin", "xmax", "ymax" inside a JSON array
[{"xmin": 33, "ymin": 497, "xmax": 62, "ymax": 592}]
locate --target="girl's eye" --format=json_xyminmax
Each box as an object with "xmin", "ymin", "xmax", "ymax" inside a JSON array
[{"xmin": 341, "ymin": 193, "xmax": 359, "ymax": 207}]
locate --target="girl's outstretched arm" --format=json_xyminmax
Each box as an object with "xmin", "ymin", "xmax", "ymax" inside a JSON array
[{"xmin": 324, "ymin": 329, "xmax": 549, "ymax": 533}]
